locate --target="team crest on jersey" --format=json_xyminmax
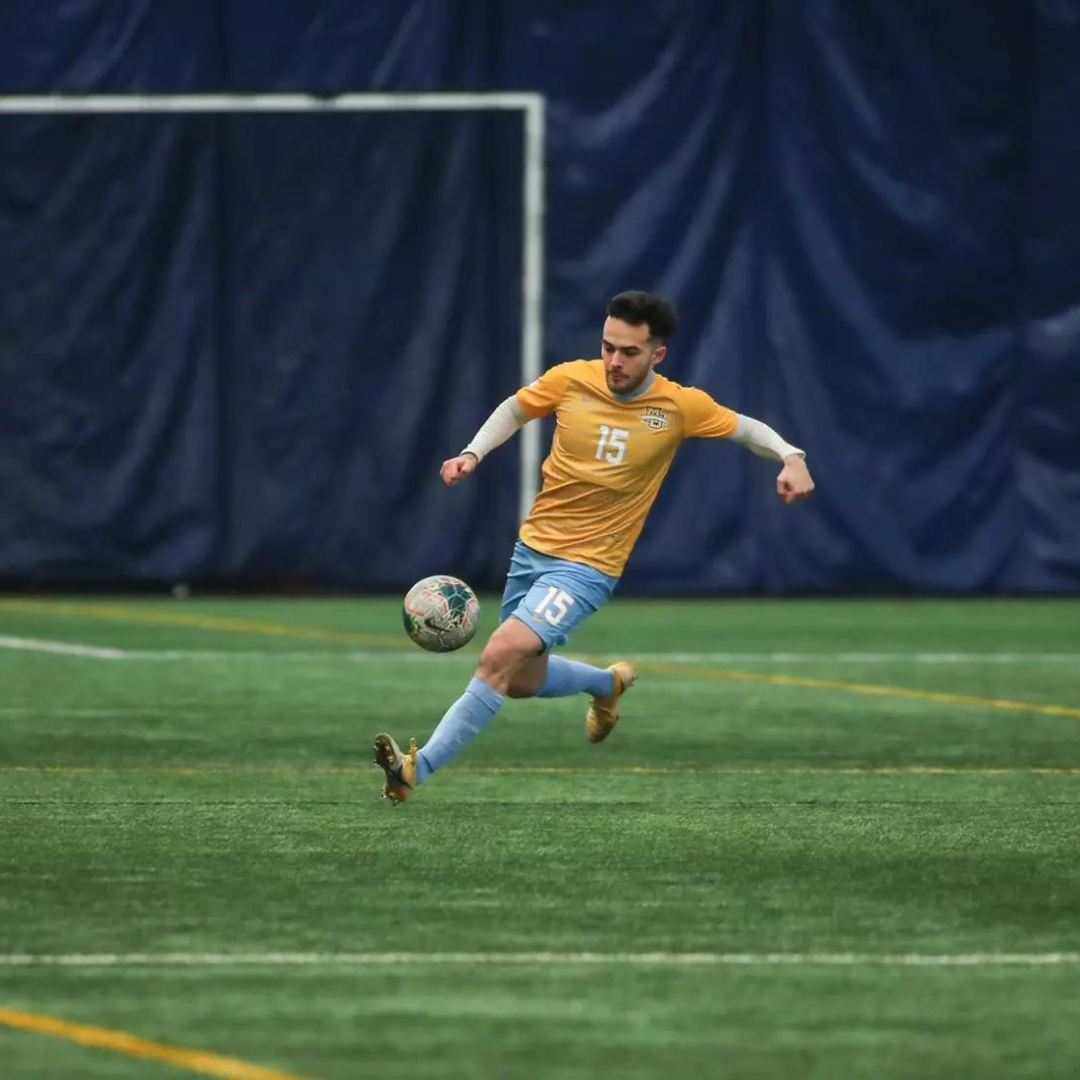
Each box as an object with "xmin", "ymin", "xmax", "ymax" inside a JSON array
[{"xmin": 640, "ymin": 406, "xmax": 670, "ymax": 431}]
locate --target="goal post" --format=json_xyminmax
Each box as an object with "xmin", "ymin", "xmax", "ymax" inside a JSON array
[{"xmin": 0, "ymin": 91, "xmax": 546, "ymax": 523}]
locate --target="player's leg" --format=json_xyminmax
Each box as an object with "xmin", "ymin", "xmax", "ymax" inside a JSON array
[
  {"xmin": 505, "ymin": 643, "xmax": 632, "ymax": 717},
  {"xmin": 374, "ymin": 543, "xmax": 630, "ymax": 802},
  {"xmin": 496, "ymin": 543, "xmax": 621, "ymax": 697},
  {"xmin": 506, "ymin": 653, "xmax": 549, "ymax": 698},
  {"xmin": 505, "ymin": 640, "xmax": 617, "ymax": 702},
  {"xmin": 374, "ymin": 616, "xmax": 543, "ymax": 803},
  {"xmin": 509, "ymin": 562, "xmax": 634, "ymax": 722},
  {"xmin": 535, "ymin": 655, "xmax": 614, "ymax": 699},
  {"xmin": 374, "ymin": 542, "xmax": 544, "ymax": 803},
  {"xmin": 411, "ymin": 615, "xmax": 543, "ymax": 780}
]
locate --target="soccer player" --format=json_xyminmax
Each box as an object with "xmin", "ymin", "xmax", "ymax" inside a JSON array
[{"xmin": 374, "ymin": 291, "xmax": 814, "ymax": 802}]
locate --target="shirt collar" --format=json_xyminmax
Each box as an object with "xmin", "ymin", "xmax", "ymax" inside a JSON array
[{"xmin": 612, "ymin": 369, "xmax": 656, "ymax": 402}]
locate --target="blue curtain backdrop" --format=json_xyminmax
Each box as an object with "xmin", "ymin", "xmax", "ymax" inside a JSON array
[{"xmin": 0, "ymin": 0, "xmax": 1077, "ymax": 592}]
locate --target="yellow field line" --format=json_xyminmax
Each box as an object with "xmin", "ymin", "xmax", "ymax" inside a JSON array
[
  {"xmin": 4, "ymin": 765, "xmax": 1080, "ymax": 777},
  {"xmin": 0, "ymin": 1006, "xmax": 311, "ymax": 1079},
  {"xmin": 0, "ymin": 599, "xmax": 403, "ymax": 648},
  {"xmin": 2, "ymin": 599, "xmax": 1076, "ymax": 720},
  {"xmin": 634, "ymin": 661, "xmax": 1080, "ymax": 720}
]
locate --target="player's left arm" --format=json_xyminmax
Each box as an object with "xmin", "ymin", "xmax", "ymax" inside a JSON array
[
  {"xmin": 683, "ymin": 388, "xmax": 814, "ymax": 505},
  {"xmin": 730, "ymin": 414, "xmax": 814, "ymax": 505}
]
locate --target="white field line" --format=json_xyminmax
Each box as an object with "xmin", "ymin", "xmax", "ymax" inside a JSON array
[
  {"xmin": 0, "ymin": 951, "xmax": 1077, "ymax": 968},
  {"xmin": 0, "ymin": 707, "xmax": 208, "ymax": 717},
  {"xmin": 111, "ymin": 649, "xmax": 442, "ymax": 661},
  {"xmin": 110, "ymin": 650, "xmax": 1080, "ymax": 664},
  {"xmin": 0, "ymin": 635, "xmax": 126, "ymax": 659},
  {"xmin": 2, "ymin": 637, "xmax": 1077, "ymax": 665}
]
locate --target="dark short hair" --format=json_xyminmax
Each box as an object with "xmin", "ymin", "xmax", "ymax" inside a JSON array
[{"xmin": 606, "ymin": 291, "xmax": 677, "ymax": 342}]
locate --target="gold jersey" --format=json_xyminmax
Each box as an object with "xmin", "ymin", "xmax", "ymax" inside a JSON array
[{"xmin": 515, "ymin": 359, "xmax": 738, "ymax": 577}]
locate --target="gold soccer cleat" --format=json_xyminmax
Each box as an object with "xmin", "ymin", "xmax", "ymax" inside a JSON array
[
  {"xmin": 585, "ymin": 662, "xmax": 637, "ymax": 743},
  {"xmin": 373, "ymin": 733, "xmax": 418, "ymax": 804}
]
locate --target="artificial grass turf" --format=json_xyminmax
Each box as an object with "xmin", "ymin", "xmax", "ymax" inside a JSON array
[{"xmin": 1, "ymin": 596, "xmax": 1079, "ymax": 1078}]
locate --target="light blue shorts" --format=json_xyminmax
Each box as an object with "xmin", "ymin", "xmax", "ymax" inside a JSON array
[{"xmin": 499, "ymin": 540, "xmax": 619, "ymax": 651}]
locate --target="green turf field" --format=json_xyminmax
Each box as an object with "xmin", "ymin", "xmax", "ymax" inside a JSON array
[{"xmin": 1, "ymin": 595, "xmax": 1079, "ymax": 1078}]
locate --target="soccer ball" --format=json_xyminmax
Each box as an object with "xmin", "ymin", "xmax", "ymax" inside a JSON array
[{"xmin": 402, "ymin": 575, "xmax": 481, "ymax": 653}]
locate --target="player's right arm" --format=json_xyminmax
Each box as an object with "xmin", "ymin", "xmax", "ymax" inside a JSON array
[
  {"xmin": 440, "ymin": 396, "xmax": 529, "ymax": 486},
  {"xmin": 440, "ymin": 363, "xmax": 576, "ymax": 487}
]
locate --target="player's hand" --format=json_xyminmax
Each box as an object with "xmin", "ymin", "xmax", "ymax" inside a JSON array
[
  {"xmin": 777, "ymin": 456, "xmax": 814, "ymax": 505},
  {"xmin": 440, "ymin": 453, "xmax": 479, "ymax": 486}
]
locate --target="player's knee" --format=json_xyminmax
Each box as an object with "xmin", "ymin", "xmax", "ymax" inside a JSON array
[
  {"xmin": 505, "ymin": 657, "xmax": 547, "ymax": 699},
  {"xmin": 476, "ymin": 638, "xmax": 517, "ymax": 686},
  {"xmin": 477, "ymin": 637, "xmax": 534, "ymax": 692}
]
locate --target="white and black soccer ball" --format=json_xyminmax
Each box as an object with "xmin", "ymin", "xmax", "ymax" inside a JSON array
[{"xmin": 402, "ymin": 575, "xmax": 481, "ymax": 653}]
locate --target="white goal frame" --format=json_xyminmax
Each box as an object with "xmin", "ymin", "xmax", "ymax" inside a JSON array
[{"xmin": 0, "ymin": 91, "xmax": 546, "ymax": 521}]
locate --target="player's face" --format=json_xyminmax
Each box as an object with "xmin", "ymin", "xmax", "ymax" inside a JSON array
[{"xmin": 600, "ymin": 317, "xmax": 666, "ymax": 394}]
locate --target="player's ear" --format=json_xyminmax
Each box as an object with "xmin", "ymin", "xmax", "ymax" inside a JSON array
[{"xmin": 651, "ymin": 344, "xmax": 667, "ymax": 367}]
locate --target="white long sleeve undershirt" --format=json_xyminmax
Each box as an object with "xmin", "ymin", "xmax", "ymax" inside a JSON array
[
  {"xmin": 461, "ymin": 396, "xmax": 529, "ymax": 462},
  {"xmin": 459, "ymin": 397, "xmax": 803, "ymax": 465},
  {"xmin": 730, "ymin": 413, "xmax": 805, "ymax": 461}
]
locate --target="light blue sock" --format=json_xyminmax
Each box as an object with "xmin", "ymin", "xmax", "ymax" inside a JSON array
[
  {"xmin": 536, "ymin": 655, "xmax": 615, "ymax": 699},
  {"xmin": 416, "ymin": 677, "xmax": 504, "ymax": 783}
]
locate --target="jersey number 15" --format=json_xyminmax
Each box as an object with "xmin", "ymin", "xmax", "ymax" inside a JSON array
[{"xmin": 595, "ymin": 425, "xmax": 630, "ymax": 465}]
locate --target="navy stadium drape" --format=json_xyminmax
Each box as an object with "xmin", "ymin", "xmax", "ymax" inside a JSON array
[{"xmin": 1, "ymin": 1, "xmax": 1077, "ymax": 592}]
